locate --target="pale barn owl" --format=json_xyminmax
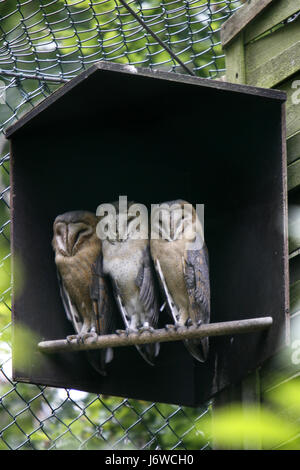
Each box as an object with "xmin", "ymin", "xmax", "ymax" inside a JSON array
[
  {"xmin": 150, "ymin": 200, "xmax": 210, "ymax": 362},
  {"xmin": 52, "ymin": 210, "xmax": 116, "ymax": 375},
  {"xmin": 99, "ymin": 201, "xmax": 160, "ymax": 366}
]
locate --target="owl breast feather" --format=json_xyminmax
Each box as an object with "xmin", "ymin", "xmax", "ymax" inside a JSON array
[{"xmin": 102, "ymin": 241, "xmax": 143, "ymax": 296}]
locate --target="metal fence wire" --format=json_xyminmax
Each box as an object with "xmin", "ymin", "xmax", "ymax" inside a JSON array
[{"xmin": 0, "ymin": 0, "xmax": 242, "ymax": 450}]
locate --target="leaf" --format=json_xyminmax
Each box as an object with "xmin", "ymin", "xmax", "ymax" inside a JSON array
[{"xmin": 206, "ymin": 403, "xmax": 300, "ymax": 450}]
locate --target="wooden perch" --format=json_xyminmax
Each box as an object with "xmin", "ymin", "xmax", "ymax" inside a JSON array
[{"xmin": 38, "ymin": 316, "xmax": 273, "ymax": 354}]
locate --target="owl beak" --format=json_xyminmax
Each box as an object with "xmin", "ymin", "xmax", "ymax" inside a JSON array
[
  {"xmin": 170, "ymin": 219, "xmax": 175, "ymax": 240},
  {"xmin": 66, "ymin": 223, "xmax": 81, "ymax": 255}
]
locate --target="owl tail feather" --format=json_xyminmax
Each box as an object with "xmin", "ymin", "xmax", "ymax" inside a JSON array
[
  {"xmin": 136, "ymin": 342, "xmax": 160, "ymax": 366},
  {"xmin": 86, "ymin": 348, "xmax": 114, "ymax": 376},
  {"xmin": 184, "ymin": 337, "xmax": 209, "ymax": 363}
]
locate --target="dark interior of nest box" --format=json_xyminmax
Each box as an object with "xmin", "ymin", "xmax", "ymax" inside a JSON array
[{"xmin": 8, "ymin": 62, "xmax": 288, "ymax": 406}]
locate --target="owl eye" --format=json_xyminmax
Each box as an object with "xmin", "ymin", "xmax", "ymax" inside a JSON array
[
  {"xmin": 55, "ymin": 223, "xmax": 66, "ymax": 237},
  {"xmin": 75, "ymin": 224, "xmax": 93, "ymax": 243},
  {"xmin": 74, "ymin": 228, "xmax": 88, "ymax": 245}
]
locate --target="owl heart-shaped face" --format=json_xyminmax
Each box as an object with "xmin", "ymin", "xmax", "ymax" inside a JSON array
[
  {"xmin": 53, "ymin": 211, "xmax": 97, "ymax": 256},
  {"xmin": 98, "ymin": 201, "xmax": 149, "ymax": 243},
  {"xmin": 54, "ymin": 221, "xmax": 93, "ymax": 256},
  {"xmin": 151, "ymin": 200, "xmax": 198, "ymax": 242}
]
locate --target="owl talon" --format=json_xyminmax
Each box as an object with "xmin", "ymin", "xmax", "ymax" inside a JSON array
[
  {"xmin": 139, "ymin": 325, "xmax": 155, "ymax": 334},
  {"xmin": 116, "ymin": 329, "xmax": 127, "ymax": 336},
  {"xmin": 66, "ymin": 334, "xmax": 78, "ymax": 343},
  {"xmin": 185, "ymin": 318, "xmax": 193, "ymax": 328},
  {"xmin": 165, "ymin": 324, "xmax": 175, "ymax": 331},
  {"xmin": 67, "ymin": 332, "xmax": 98, "ymax": 344},
  {"xmin": 127, "ymin": 328, "xmax": 139, "ymax": 335},
  {"xmin": 81, "ymin": 332, "xmax": 98, "ymax": 343}
]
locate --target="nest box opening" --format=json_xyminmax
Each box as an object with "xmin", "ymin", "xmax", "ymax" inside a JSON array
[{"xmin": 8, "ymin": 62, "xmax": 288, "ymax": 406}]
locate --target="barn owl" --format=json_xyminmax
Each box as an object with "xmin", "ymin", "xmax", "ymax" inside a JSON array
[
  {"xmin": 99, "ymin": 201, "xmax": 160, "ymax": 366},
  {"xmin": 150, "ymin": 200, "xmax": 210, "ymax": 362},
  {"xmin": 52, "ymin": 210, "xmax": 116, "ymax": 375}
]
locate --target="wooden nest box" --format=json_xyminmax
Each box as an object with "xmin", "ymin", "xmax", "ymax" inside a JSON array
[{"xmin": 7, "ymin": 62, "xmax": 288, "ymax": 405}]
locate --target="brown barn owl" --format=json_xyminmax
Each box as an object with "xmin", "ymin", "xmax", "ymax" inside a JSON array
[
  {"xmin": 150, "ymin": 200, "xmax": 210, "ymax": 362},
  {"xmin": 99, "ymin": 201, "xmax": 160, "ymax": 366},
  {"xmin": 52, "ymin": 210, "xmax": 116, "ymax": 375}
]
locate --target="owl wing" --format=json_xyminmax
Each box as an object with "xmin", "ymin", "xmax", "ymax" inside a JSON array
[
  {"xmin": 90, "ymin": 253, "xmax": 117, "ymax": 337},
  {"xmin": 57, "ymin": 270, "xmax": 83, "ymax": 334},
  {"xmin": 88, "ymin": 253, "xmax": 118, "ymax": 375},
  {"xmin": 183, "ymin": 244, "xmax": 210, "ymax": 324},
  {"xmin": 182, "ymin": 243, "xmax": 210, "ymax": 362},
  {"xmin": 135, "ymin": 247, "xmax": 159, "ymax": 329},
  {"xmin": 133, "ymin": 247, "xmax": 160, "ymax": 365}
]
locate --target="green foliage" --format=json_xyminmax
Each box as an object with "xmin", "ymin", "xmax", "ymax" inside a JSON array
[{"xmin": 208, "ymin": 375, "xmax": 300, "ymax": 450}]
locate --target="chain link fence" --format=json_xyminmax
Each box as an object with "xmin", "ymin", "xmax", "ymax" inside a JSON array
[{"xmin": 0, "ymin": 0, "xmax": 242, "ymax": 450}]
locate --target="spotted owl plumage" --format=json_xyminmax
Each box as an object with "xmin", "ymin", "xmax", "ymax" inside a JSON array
[{"xmin": 100, "ymin": 201, "xmax": 160, "ymax": 366}]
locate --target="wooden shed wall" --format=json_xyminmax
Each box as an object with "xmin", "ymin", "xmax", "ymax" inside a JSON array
[{"xmin": 218, "ymin": 0, "xmax": 300, "ymax": 449}]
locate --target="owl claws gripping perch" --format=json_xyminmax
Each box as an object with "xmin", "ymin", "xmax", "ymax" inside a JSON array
[
  {"xmin": 116, "ymin": 325, "xmax": 154, "ymax": 336},
  {"xmin": 66, "ymin": 331, "xmax": 98, "ymax": 344},
  {"xmin": 116, "ymin": 328, "xmax": 139, "ymax": 336},
  {"xmin": 115, "ymin": 329, "xmax": 128, "ymax": 336},
  {"xmin": 138, "ymin": 324, "xmax": 155, "ymax": 334},
  {"xmin": 164, "ymin": 324, "xmax": 179, "ymax": 332}
]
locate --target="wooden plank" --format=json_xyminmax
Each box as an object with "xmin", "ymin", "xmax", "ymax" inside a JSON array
[
  {"xmin": 277, "ymin": 73, "xmax": 300, "ymax": 139},
  {"xmin": 289, "ymin": 231, "xmax": 300, "ymax": 255},
  {"xmin": 247, "ymin": 41, "xmax": 300, "ymax": 89},
  {"xmin": 263, "ymin": 371, "xmax": 300, "ymax": 398},
  {"xmin": 246, "ymin": 17, "xmax": 300, "ymax": 71},
  {"xmin": 275, "ymin": 435, "xmax": 300, "ymax": 451},
  {"xmin": 262, "ymin": 366, "xmax": 300, "ymax": 395},
  {"xmin": 225, "ymin": 34, "xmax": 246, "ymax": 84},
  {"xmin": 263, "ymin": 375, "xmax": 300, "ymax": 435},
  {"xmin": 282, "ymin": 101, "xmax": 290, "ymax": 344},
  {"xmin": 246, "ymin": 19, "xmax": 300, "ymax": 88},
  {"xmin": 288, "ymin": 191, "xmax": 300, "ymax": 254},
  {"xmin": 212, "ymin": 384, "xmax": 242, "ymax": 450},
  {"xmin": 221, "ymin": 0, "xmax": 275, "ymax": 48},
  {"xmin": 260, "ymin": 348, "xmax": 300, "ymax": 394},
  {"xmin": 291, "ymin": 311, "xmax": 300, "ymax": 342},
  {"xmin": 288, "ymin": 159, "xmax": 300, "ymax": 192},
  {"xmin": 287, "ymin": 131, "xmax": 300, "ymax": 165},
  {"xmin": 5, "ymin": 60, "xmax": 286, "ymax": 139},
  {"xmin": 245, "ymin": 0, "xmax": 300, "ymax": 44},
  {"xmin": 290, "ymin": 279, "xmax": 300, "ymax": 315},
  {"xmin": 241, "ymin": 371, "xmax": 262, "ymax": 450},
  {"xmin": 289, "ymin": 253, "xmax": 300, "ymax": 285}
]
